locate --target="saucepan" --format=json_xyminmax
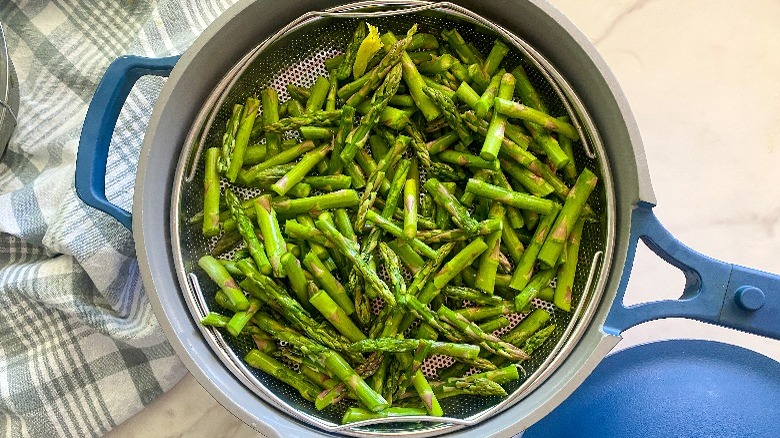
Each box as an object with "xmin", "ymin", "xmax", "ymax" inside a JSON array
[{"xmin": 74, "ymin": 1, "xmax": 779, "ymax": 436}]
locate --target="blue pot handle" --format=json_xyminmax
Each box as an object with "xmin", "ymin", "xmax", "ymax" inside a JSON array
[
  {"xmin": 603, "ymin": 201, "xmax": 780, "ymax": 340},
  {"xmin": 75, "ymin": 55, "xmax": 180, "ymax": 230}
]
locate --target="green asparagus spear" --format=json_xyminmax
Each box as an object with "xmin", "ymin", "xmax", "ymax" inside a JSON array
[
  {"xmin": 341, "ymin": 63, "xmax": 404, "ymax": 163},
  {"xmin": 316, "ymin": 212, "xmax": 396, "ymax": 307},
  {"xmin": 309, "ymin": 286, "xmax": 365, "ymax": 342},
  {"xmin": 481, "ymin": 73, "xmax": 516, "ymax": 160},
  {"xmin": 303, "ymin": 252, "xmax": 354, "ymax": 316},
  {"xmin": 336, "ymin": 21, "xmax": 368, "ymax": 81},
  {"xmin": 403, "ymin": 157, "xmax": 420, "ymax": 242},
  {"xmin": 474, "ymin": 202, "xmax": 505, "ymax": 294},
  {"xmin": 514, "ymin": 268, "xmax": 556, "ymax": 312},
  {"xmin": 254, "ymin": 195, "xmax": 286, "ymax": 278},
  {"xmin": 225, "ymin": 189, "xmax": 272, "ymax": 275},
  {"xmin": 306, "ymin": 76, "xmax": 330, "ymax": 112},
  {"xmin": 226, "ymin": 96, "xmax": 260, "ymax": 182},
  {"xmin": 272, "ymin": 189, "xmax": 359, "ymax": 216},
  {"xmin": 244, "ymin": 349, "xmax": 322, "ymax": 402},
  {"xmin": 348, "ymin": 338, "xmax": 479, "ymax": 360},
  {"xmin": 202, "ymin": 147, "xmax": 221, "ymax": 237},
  {"xmin": 465, "ymin": 178, "xmax": 559, "ymax": 215},
  {"xmin": 554, "ymin": 216, "xmax": 586, "ymax": 312},
  {"xmin": 424, "ymin": 178, "xmax": 480, "ymax": 236},
  {"xmin": 495, "ymin": 97, "xmax": 579, "ymax": 140},
  {"xmin": 537, "ymin": 168, "xmax": 598, "ymax": 267},
  {"xmin": 198, "ymin": 255, "xmax": 249, "ymax": 311},
  {"xmin": 219, "ymin": 104, "xmax": 242, "ymax": 174}
]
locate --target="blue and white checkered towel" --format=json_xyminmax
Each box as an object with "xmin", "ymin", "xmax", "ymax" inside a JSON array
[{"xmin": 0, "ymin": 1, "xmax": 238, "ymax": 435}]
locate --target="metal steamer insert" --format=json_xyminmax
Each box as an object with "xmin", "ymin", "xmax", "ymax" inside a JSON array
[{"xmin": 169, "ymin": 1, "xmax": 615, "ymax": 435}]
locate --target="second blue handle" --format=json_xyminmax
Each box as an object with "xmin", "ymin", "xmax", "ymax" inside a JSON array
[{"xmin": 603, "ymin": 202, "xmax": 780, "ymax": 340}]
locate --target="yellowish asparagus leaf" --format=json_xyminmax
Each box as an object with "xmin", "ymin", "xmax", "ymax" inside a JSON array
[{"xmin": 353, "ymin": 23, "xmax": 382, "ymax": 79}]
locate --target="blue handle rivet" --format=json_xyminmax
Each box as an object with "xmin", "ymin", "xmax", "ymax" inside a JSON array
[{"xmin": 734, "ymin": 286, "xmax": 765, "ymax": 311}]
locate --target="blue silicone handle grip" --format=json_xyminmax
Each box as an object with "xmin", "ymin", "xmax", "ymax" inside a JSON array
[
  {"xmin": 75, "ymin": 55, "xmax": 180, "ymax": 230},
  {"xmin": 603, "ymin": 202, "xmax": 780, "ymax": 340}
]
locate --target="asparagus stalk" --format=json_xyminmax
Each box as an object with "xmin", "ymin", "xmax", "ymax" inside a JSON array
[
  {"xmin": 474, "ymin": 202, "xmax": 505, "ymax": 294},
  {"xmin": 483, "ymin": 40, "xmax": 509, "ymax": 76},
  {"xmin": 254, "ymin": 195, "xmax": 286, "ymax": 278},
  {"xmin": 507, "ymin": 203, "xmax": 560, "ymax": 291},
  {"xmin": 402, "ymin": 157, "xmax": 420, "ymax": 242},
  {"xmin": 341, "ymin": 63, "xmax": 403, "ymax": 164},
  {"xmin": 386, "ymin": 240, "xmax": 425, "ymax": 275},
  {"xmin": 503, "ymin": 308, "xmax": 551, "ymax": 345},
  {"xmin": 252, "ymin": 312, "xmax": 388, "ymax": 412},
  {"xmin": 225, "ymin": 189, "xmax": 272, "ymax": 275},
  {"xmin": 514, "ymin": 268, "xmax": 556, "ymax": 312},
  {"xmin": 523, "ymin": 324, "xmax": 557, "ymax": 355},
  {"xmin": 413, "ymin": 370, "xmax": 443, "ymax": 416},
  {"xmin": 336, "ymin": 21, "xmax": 367, "ymax": 81},
  {"xmin": 441, "ymin": 29, "xmax": 481, "ymax": 66},
  {"xmin": 479, "ymin": 316, "xmax": 511, "ymax": 333},
  {"xmin": 309, "ymin": 286, "xmax": 366, "ymax": 342},
  {"xmin": 316, "ymin": 212, "xmax": 396, "ymax": 307},
  {"xmin": 475, "ymin": 70, "xmax": 504, "ymax": 119},
  {"xmin": 442, "ymin": 286, "xmax": 506, "ymax": 307},
  {"xmin": 303, "ymin": 175, "xmax": 352, "ymax": 191},
  {"xmin": 271, "ymin": 143, "xmax": 333, "ymax": 196},
  {"xmin": 558, "ymin": 115, "xmax": 579, "ymax": 180},
  {"xmin": 364, "ymin": 210, "xmax": 437, "ymax": 259},
  {"xmin": 554, "ymin": 216, "xmax": 586, "ymax": 312},
  {"xmin": 226, "ymin": 297, "xmax": 262, "ymax": 337},
  {"xmin": 262, "ymin": 110, "xmax": 342, "ymax": 133},
  {"xmin": 415, "ymin": 218, "xmax": 502, "ymax": 244},
  {"xmin": 202, "ymin": 147, "xmax": 221, "ymax": 237},
  {"xmin": 495, "ymin": 97, "xmax": 579, "ymax": 140},
  {"xmin": 226, "ymin": 96, "xmax": 260, "ymax": 182},
  {"xmin": 537, "ymin": 168, "xmax": 598, "ymax": 267},
  {"xmin": 346, "ymin": 26, "xmax": 415, "ymax": 108},
  {"xmin": 280, "ymin": 252, "xmax": 315, "ymax": 313},
  {"xmin": 240, "ymin": 140, "xmax": 315, "ymax": 182},
  {"xmin": 244, "ymin": 349, "xmax": 322, "ymax": 402},
  {"xmin": 260, "ymin": 89, "xmax": 281, "ymax": 159},
  {"xmin": 465, "ymin": 178, "xmax": 559, "ymax": 215},
  {"xmin": 303, "ymin": 252, "xmax": 355, "ymax": 316},
  {"xmin": 481, "ymin": 72, "xmax": 516, "ymax": 160},
  {"xmin": 437, "ymin": 150, "xmax": 499, "ymax": 171},
  {"xmin": 454, "ymin": 301, "xmax": 514, "ymax": 322},
  {"xmin": 424, "ymin": 178, "xmax": 480, "ymax": 236},
  {"xmin": 437, "ymin": 305, "xmax": 528, "ymax": 361},
  {"xmin": 347, "ymin": 338, "xmax": 479, "ymax": 360},
  {"xmin": 422, "ymin": 86, "xmax": 472, "ymax": 144},
  {"xmin": 272, "ymin": 189, "xmax": 360, "ymax": 216},
  {"xmin": 198, "ymin": 255, "xmax": 249, "ymax": 311},
  {"xmin": 306, "ymin": 76, "xmax": 330, "ymax": 112},
  {"xmin": 219, "ymin": 104, "xmax": 242, "ymax": 174},
  {"xmin": 500, "ymin": 157, "xmax": 555, "ymax": 197}
]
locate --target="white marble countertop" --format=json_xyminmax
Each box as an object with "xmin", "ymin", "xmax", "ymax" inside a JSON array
[{"xmin": 107, "ymin": 1, "xmax": 780, "ymax": 436}]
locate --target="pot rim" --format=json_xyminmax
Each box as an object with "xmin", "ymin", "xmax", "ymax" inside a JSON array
[{"xmin": 134, "ymin": 0, "xmax": 647, "ymax": 436}]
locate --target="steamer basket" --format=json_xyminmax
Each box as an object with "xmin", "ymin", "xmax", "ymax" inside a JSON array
[{"xmin": 169, "ymin": 2, "xmax": 614, "ymax": 435}]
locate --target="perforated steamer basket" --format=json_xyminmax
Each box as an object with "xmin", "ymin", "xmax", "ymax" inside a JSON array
[
  {"xmin": 167, "ymin": 1, "xmax": 613, "ymax": 435},
  {"xmin": 73, "ymin": 0, "xmax": 780, "ymax": 436}
]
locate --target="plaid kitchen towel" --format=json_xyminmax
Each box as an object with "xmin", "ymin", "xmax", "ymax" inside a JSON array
[{"xmin": 0, "ymin": 1, "xmax": 240, "ymax": 436}]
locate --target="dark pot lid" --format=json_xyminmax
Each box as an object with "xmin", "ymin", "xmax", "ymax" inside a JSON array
[{"xmin": 524, "ymin": 339, "xmax": 780, "ymax": 438}]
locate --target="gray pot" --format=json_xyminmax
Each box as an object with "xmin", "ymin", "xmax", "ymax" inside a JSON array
[{"xmin": 75, "ymin": 1, "xmax": 780, "ymax": 436}]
